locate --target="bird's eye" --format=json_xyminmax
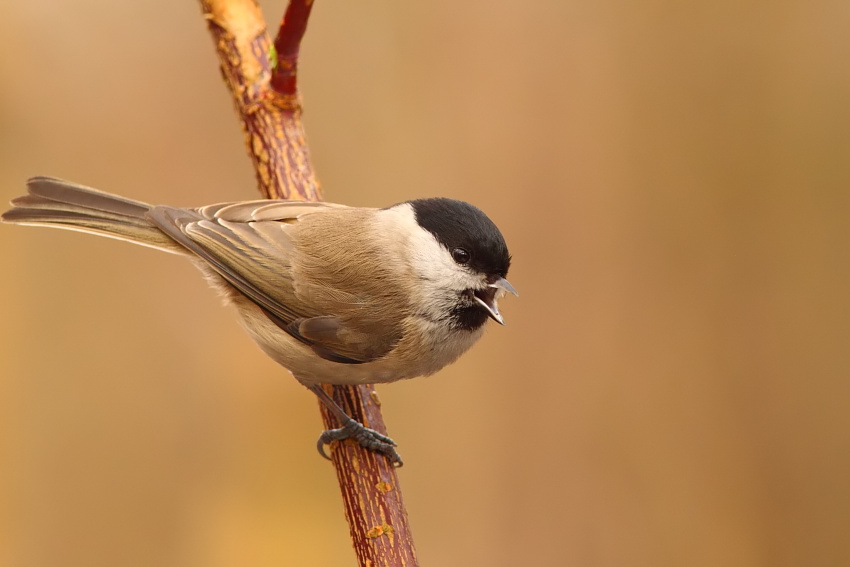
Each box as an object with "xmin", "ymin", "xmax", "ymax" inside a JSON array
[{"xmin": 452, "ymin": 248, "xmax": 470, "ymax": 264}]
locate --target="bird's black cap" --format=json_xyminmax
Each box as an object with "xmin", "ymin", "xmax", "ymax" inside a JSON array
[{"xmin": 408, "ymin": 198, "xmax": 511, "ymax": 278}]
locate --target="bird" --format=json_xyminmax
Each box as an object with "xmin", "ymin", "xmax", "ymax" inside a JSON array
[{"xmin": 2, "ymin": 177, "xmax": 516, "ymax": 465}]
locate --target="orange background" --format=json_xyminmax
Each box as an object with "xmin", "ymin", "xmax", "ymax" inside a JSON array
[{"xmin": 2, "ymin": 1, "xmax": 849, "ymax": 566}]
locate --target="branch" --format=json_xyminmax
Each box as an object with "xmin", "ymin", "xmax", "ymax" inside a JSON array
[
  {"xmin": 318, "ymin": 384, "xmax": 419, "ymax": 567},
  {"xmin": 198, "ymin": 2, "xmax": 419, "ymax": 565},
  {"xmin": 200, "ymin": 0, "xmax": 320, "ymax": 201}
]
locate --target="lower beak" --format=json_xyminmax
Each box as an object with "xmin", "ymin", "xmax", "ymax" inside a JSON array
[{"xmin": 473, "ymin": 290, "xmax": 505, "ymax": 325}]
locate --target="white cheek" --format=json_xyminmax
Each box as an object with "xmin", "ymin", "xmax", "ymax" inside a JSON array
[{"xmin": 377, "ymin": 205, "xmax": 481, "ymax": 309}]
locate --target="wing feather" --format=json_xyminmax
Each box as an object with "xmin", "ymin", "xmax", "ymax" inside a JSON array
[{"xmin": 145, "ymin": 201, "xmax": 400, "ymax": 364}]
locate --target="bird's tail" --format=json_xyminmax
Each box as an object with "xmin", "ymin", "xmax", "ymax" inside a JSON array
[{"xmin": 1, "ymin": 176, "xmax": 180, "ymax": 252}]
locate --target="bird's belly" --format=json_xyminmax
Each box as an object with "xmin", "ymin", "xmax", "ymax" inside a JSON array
[{"xmin": 235, "ymin": 299, "xmax": 485, "ymax": 386}]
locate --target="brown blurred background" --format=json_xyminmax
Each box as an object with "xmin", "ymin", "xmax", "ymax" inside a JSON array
[{"xmin": 2, "ymin": 1, "xmax": 849, "ymax": 566}]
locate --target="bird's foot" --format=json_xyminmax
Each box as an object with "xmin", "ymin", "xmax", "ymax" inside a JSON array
[{"xmin": 317, "ymin": 418, "xmax": 403, "ymax": 467}]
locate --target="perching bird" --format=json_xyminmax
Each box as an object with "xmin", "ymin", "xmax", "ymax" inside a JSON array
[{"xmin": 2, "ymin": 177, "xmax": 516, "ymax": 465}]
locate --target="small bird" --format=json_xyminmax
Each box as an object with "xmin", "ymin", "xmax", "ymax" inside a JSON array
[{"xmin": 2, "ymin": 177, "xmax": 516, "ymax": 465}]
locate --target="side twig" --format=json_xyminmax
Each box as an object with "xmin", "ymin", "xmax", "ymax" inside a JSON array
[
  {"xmin": 198, "ymin": 1, "xmax": 419, "ymax": 565},
  {"xmin": 270, "ymin": 0, "xmax": 314, "ymax": 96}
]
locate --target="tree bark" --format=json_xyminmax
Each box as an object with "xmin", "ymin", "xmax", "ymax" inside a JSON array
[
  {"xmin": 198, "ymin": 2, "xmax": 419, "ymax": 565},
  {"xmin": 200, "ymin": 0, "xmax": 320, "ymax": 201}
]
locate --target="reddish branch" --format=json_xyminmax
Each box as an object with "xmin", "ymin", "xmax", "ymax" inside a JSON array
[
  {"xmin": 270, "ymin": 0, "xmax": 315, "ymax": 95},
  {"xmin": 198, "ymin": 1, "xmax": 419, "ymax": 565}
]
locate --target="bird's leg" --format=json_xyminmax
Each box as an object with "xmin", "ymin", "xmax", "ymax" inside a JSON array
[{"xmin": 306, "ymin": 383, "xmax": 403, "ymax": 467}]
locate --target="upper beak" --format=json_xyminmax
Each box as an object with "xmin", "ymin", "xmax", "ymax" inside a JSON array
[
  {"xmin": 489, "ymin": 277, "xmax": 518, "ymax": 297},
  {"xmin": 473, "ymin": 277, "xmax": 518, "ymax": 326}
]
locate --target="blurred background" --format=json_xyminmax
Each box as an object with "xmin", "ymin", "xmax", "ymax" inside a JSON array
[{"xmin": 1, "ymin": 1, "xmax": 849, "ymax": 566}]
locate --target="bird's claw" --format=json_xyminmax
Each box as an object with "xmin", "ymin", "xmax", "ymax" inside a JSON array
[{"xmin": 317, "ymin": 418, "xmax": 404, "ymax": 467}]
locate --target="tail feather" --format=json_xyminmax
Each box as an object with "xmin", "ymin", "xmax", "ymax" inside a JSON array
[
  {"xmin": 2, "ymin": 177, "xmax": 180, "ymax": 252},
  {"xmin": 26, "ymin": 176, "xmax": 152, "ymax": 218}
]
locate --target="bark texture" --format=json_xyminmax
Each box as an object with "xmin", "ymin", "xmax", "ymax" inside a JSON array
[
  {"xmin": 201, "ymin": 0, "xmax": 320, "ymax": 201},
  {"xmin": 198, "ymin": 1, "xmax": 419, "ymax": 565}
]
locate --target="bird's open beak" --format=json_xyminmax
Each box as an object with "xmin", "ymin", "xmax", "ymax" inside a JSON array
[{"xmin": 473, "ymin": 277, "xmax": 518, "ymax": 325}]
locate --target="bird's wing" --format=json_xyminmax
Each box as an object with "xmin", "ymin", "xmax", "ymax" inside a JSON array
[{"xmin": 146, "ymin": 201, "xmax": 398, "ymax": 364}]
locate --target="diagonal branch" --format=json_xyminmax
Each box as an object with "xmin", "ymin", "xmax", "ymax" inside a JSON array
[
  {"xmin": 198, "ymin": 1, "xmax": 419, "ymax": 565},
  {"xmin": 200, "ymin": 0, "xmax": 320, "ymax": 201}
]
